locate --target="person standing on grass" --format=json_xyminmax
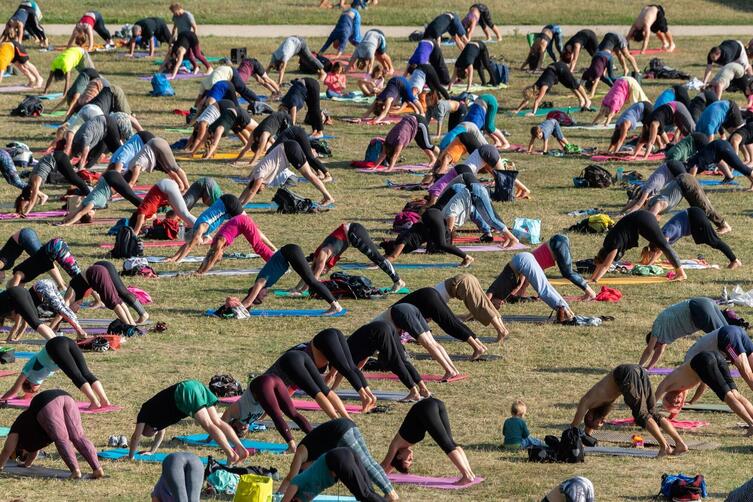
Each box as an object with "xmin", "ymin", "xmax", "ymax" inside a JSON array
[{"xmin": 169, "ymin": 3, "xmax": 197, "ymax": 38}]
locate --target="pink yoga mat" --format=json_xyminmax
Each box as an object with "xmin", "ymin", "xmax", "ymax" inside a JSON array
[
  {"xmin": 363, "ymin": 372, "xmax": 468, "ymax": 383},
  {"xmin": 607, "ymin": 417, "xmax": 708, "ymax": 430},
  {"xmin": 100, "ymin": 240, "xmax": 185, "ymax": 250},
  {"xmin": 414, "ymin": 244, "xmax": 527, "ymax": 253},
  {"xmin": 0, "ymin": 210, "xmax": 66, "ymax": 220},
  {"xmin": 220, "ymin": 395, "xmax": 361, "ymax": 413},
  {"xmin": 356, "ymin": 164, "xmax": 431, "ymax": 173},
  {"xmin": 629, "ymin": 48, "xmax": 674, "ymax": 55},
  {"xmin": 591, "ymin": 153, "xmax": 665, "ymax": 162},
  {"xmin": 5, "ymin": 398, "xmax": 122, "ymax": 414},
  {"xmin": 387, "ymin": 473, "xmax": 484, "ymax": 489},
  {"xmin": 0, "ymin": 370, "xmax": 17, "ymax": 378},
  {"xmin": 0, "ymin": 85, "xmax": 34, "ymax": 93},
  {"xmin": 649, "ymin": 367, "xmax": 742, "ymax": 378}
]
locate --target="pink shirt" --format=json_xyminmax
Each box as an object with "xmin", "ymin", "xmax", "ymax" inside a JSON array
[
  {"xmin": 214, "ymin": 214, "xmax": 274, "ymax": 261},
  {"xmin": 530, "ymin": 242, "xmax": 556, "ymax": 270},
  {"xmin": 324, "ymin": 73, "xmax": 347, "ymax": 93}
]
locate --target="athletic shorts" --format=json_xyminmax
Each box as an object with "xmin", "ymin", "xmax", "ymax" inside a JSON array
[
  {"xmin": 445, "ymin": 139, "xmax": 467, "ymax": 163},
  {"xmin": 690, "ymin": 351, "xmax": 736, "ymax": 401},
  {"xmin": 196, "ymin": 104, "xmax": 221, "ymax": 125},
  {"xmin": 650, "ymin": 5, "xmax": 668, "ymax": 33},
  {"xmin": 136, "ymin": 185, "xmax": 168, "ymax": 218},
  {"xmin": 11, "ymin": 41, "xmax": 29, "ymax": 64},
  {"xmin": 474, "ymin": 4, "xmax": 494, "ymax": 29},
  {"xmin": 174, "ymin": 380, "xmax": 219, "ymax": 417},
  {"xmin": 256, "ymin": 249, "xmax": 289, "ymax": 288}
]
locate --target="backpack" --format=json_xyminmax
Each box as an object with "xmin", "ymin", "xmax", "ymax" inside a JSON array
[
  {"xmin": 315, "ymin": 272, "xmax": 383, "ymax": 299},
  {"xmin": 545, "ymin": 110, "xmax": 575, "ymax": 126},
  {"xmin": 491, "ymin": 170, "xmax": 518, "ymax": 202},
  {"xmin": 364, "ymin": 137, "xmax": 384, "ymax": 163},
  {"xmin": 309, "ymin": 138, "xmax": 332, "ymax": 157},
  {"xmin": 111, "ymin": 226, "xmax": 144, "ymax": 259},
  {"xmin": 491, "ymin": 62, "xmax": 509, "ymax": 85},
  {"xmin": 150, "ymin": 73, "xmax": 175, "ymax": 97},
  {"xmin": 568, "ymin": 214, "xmax": 615, "ymax": 234},
  {"xmin": 527, "ymin": 445, "xmax": 558, "ymax": 463},
  {"xmin": 580, "ymin": 164, "xmax": 613, "ymax": 188},
  {"xmin": 106, "ymin": 319, "xmax": 143, "ymax": 338},
  {"xmin": 659, "ymin": 474, "xmax": 706, "ymax": 501},
  {"xmin": 0, "ymin": 347, "xmax": 16, "ymax": 364},
  {"xmin": 208, "ymin": 374, "xmax": 243, "ymax": 398},
  {"xmin": 143, "ymin": 217, "xmax": 180, "ymax": 240},
  {"xmin": 272, "ymin": 187, "xmax": 316, "ymax": 214},
  {"xmin": 555, "ymin": 427, "xmax": 585, "ymax": 463},
  {"xmin": 645, "ymin": 58, "xmax": 690, "ymax": 80},
  {"xmin": 11, "ymin": 96, "xmax": 43, "ymax": 117}
]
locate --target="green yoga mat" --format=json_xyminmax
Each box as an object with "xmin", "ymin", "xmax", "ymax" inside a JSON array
[
  {"xmin": 41, "ymin": 110, "xmax": 66, "ymax": 117},
  {"xmin": 166, "ymin": 127, "xmax": 194, "ymax": 134},
  {"xmin": 515, "ymin": 106, "xmax": 584, "ymax": 117}
]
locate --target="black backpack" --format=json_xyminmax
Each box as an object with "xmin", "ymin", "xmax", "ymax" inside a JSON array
[
  {"xmin": 491, "ymin": 170, "xmax": 518, "ymax": 202},
  {"xmin": 11, "ymin": 96, "xmax": 43, "ymax": 117},
  {"xmin": 315, "ymin": 272, "xmax": 383, "ymax": 299},
  {"xmin": 581, "ymin": 164, "xmax": 613, "ymax": 188},
  {"xmin": 111, "ymin": 226, "xmax": 144, "ymax": 259},
  {"xmin": 527, "ymin": 445, "xmax": 558, "ymax": 463},
  {"xmin": 309, "ymin": 138, "xmax": 332, "ymax": 157},
  {"xmin": 556, "ymin": 427, "xmax": 585, "ymax": 463},
  {"xmin": 208, "ymin": 374, "xmax": 243, "ymax": 398},
  {"xmin": 272, "ymin": 187, "xmax": 316, "ymax": 214}
]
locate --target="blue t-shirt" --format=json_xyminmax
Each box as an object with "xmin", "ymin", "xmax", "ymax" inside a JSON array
[
  {"xmin": 696, "ymin": 100, "xmax": 730, "ymax": 136},
  {"xmin": 662, "ymin": 210, "xmax": 690, "ymax": 244},
  {"xmin": 616, "ymin": 101, "xmax": 646, "ymax": 130},
  {"xmin": 654, "ymin": 88, "xmax": 675, "ymax": 109},
  {"xmin": 194, "ymin": 198, "xmax": 230, "ymax": 237}
]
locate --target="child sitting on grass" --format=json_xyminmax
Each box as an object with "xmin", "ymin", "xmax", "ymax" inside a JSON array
[
  {"xmin": 503, "ymin": 399, "xmax": 543, "ymax": 449},
  {"xmin": 324, "ymin": 62, "xmax": 354, "ymax": 99},
  {"xmin": 358, "ymin": 64, "xmax": 384, "ymax": 97},
  {"xmin": 528, "ymin": 118, "xmax": 569, "ymax": 154}
]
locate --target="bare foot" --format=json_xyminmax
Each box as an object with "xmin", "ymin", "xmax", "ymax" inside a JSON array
[
  {"xmin": 459, "ymin": 255, "xmax": 474, "ymax": 268},
  {"xmin": 672, "ymin": 269, "xmax": 687, "ymax": 282},
  {"xmin": 656, "ymin": 446, "xmax": 672, "ymax": 458},
  {"xmin": 671, "ymin": 443, "xmax": 689, "ymax": 455},
  {"xmin": 729, "ymin": 259, "xmax": 742, "ymax": 270},
  {"xmin": 136, "ymin": 313, "xmax": 150, "ymax": 324},
  {"xmin": 745, "ymin": 425, "xmax": 753, "ymax": 437},
  {"xmin": 454, "ymin": 476, "xmax": 474, "ymax": 485},
  {"xmin": 321, "ymin": 174, "xmax": 333, "ymax": 183},
  {"xmin": 717, "ymin": 222, "xmax": 732, "ymax": 235},
  {"xmin": 320, "ymin": 198, "xmax": 335, "ymax": 207},
  {"xmin": 70, "ymin": 470, "xmax": 83, "ymax": 479},
  {"xmin": 667, "ymin": 43, "xmax": 676, "ymax": 52},
  {"xmin": 324, "ymin": 303, "xmax": 343, "ymax": 315},
  {"xmin": 502, "ymin": 236, "xmax": 520, "ymax": 249},
  {"xmin": 391, "ymin": 279, "xmax": 405, "ymax": 292},
  {"xmin": 361, "ymin": 398, "xmax": 376, "ymax": 413},
  {"xmin": 87, "ymin": 401, "xmax": 102, "ymax": 410},
  {"xmin": 441, "ymin": 371, "xmax": 459, "ymax": 382},
  {"xmin": 401, "ymin": 390, "xmax": 421, "ymax": 402},
  {"xmin": 234, "ymin": 445, "xmax": 249, "ymax": 462},
  {"xmin": 91, "ymin": 468, "xmax": 105, "ymax": 479},
  {"xmin": 470, "ymin": 346, "xmax": 486, "ymax": 361}
]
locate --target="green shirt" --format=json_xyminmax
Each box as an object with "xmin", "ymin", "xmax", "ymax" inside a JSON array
[
  {"xmin": 502, "ymin": 416, "xmax": 530, "ymax": 446},
  {"xmin": 665, "ymin": 134, "xmax": 697, "ymax": 162}
]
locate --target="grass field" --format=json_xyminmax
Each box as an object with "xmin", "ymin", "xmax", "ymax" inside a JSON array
[
  {"xmin": 7, "ymin": 0, "xmax": 753, "ymax": 27},
  {"xmin": 1, "ymin": 34, "xmax": 753, "ymax": 501}
]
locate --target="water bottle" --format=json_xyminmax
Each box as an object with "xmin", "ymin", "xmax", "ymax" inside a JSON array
[{"xmin": 615, "ymin": 167, "xmax": 624, "ymax": 183}]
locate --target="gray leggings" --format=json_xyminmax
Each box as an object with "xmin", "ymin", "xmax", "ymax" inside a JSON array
[
  {"xmin": 184, "ymin": 177, "xmax": 221, "ymax": 210},
  {"xmin": 338, "ymin": 428, "xmax": 393, "ymax": 496},
  {"xmin": 155, "ymin": 452, "xmax": 203, "ymax": 502}
]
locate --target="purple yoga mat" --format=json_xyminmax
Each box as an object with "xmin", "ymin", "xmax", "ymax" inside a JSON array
[
  {"xmin": 649, "ymin": 367, "xmax": 741, "ymax": 378},
  {"xmin": 0, "ymin": 85, "xmax": 34, "ymax": 93},
  {"xmin": 387, "ymin": 473, "xmax": 484, "ymax": 489},
  {"xmin": 413, "ymin": 243, "xmax": 528, "ymax": 253},
  {"xmin": 357, "ymin": 164, "xmax": 431, "ymax": 173},
  {"xmin": 0, "ymin": 326, "xmax": 108, "ymax": 334},
  {"xmin": 0, "ymin": 210, "xmax": 66, "ymax": 220},
  {"xmin": 138, "ymin": 72, "xmax": 206, "ymax": 81}
]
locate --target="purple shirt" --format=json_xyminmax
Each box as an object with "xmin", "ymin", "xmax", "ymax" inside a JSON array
[{"xmin": 386, "ymin": 115, "xmax": 418, "ymax": 147}]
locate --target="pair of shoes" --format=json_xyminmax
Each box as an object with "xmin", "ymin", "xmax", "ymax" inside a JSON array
[{"xmin": 108, "ymin": 435, "xmax": 128, "ymax": 448}]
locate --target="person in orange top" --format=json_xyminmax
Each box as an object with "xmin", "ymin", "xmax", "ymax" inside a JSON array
[{"xmin": 0, "ymin": 40, "xmax": 42, "ymax": 88}]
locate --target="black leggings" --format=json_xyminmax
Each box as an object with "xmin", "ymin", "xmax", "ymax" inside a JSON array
[
  {"xmin": 53, "ymin": 152, "xmax": 90, "ymax": 196},
  {"xmin": 0, "ymin": 286, "xmax": 42, "ymax": 329},
  {"xmin": 94, "ymin": 260, "xmax": 146, "ymax": 316},
  {"xmin": 429, "ymin": 43, "xmax": 451, "ymax": 86},
  {"xmin": 690, "ymin": 351, "xmax": 736, "ymax": 401},
  {"xmin": 302, "ymin": 78, "xmax": 324, "ymax": 132},
  {"xmin": 250, "ymin": 374, "xmax": 312, "ymax": 443},
  {"xmin": 46, "ymin": 336, "xmax": 97, "ymax": 388},
  {"xmin": 267, "ymin": 350, "xmax": 330, "ymax": 398},
  {"xmin": 325, "ymin": 448, "xmax": 385, "ymax": 502},
  {"xmin": 413, "ymin": 115, "xmax": 434, "ymax": 151},
  {"xmin": 448, "ymin": 102, "xmax": 467, "ymax": 131},
  {"xmin": 0, "ymin": 228, "xmax": 40, "ymax": 270},
  {"xmin": 90, "ymin": 12, "xmax": 111, "ymax": 42},
  {"xmin": 103, "ymin": 170, "xmax": 143, "ymax": 207},
  {"xmin": 348, "ymin": 321, "xmax": 422, "ymax": 390},
  {"xmin": 19, "ymin": 5, "xmax": 45, "ymax": 41},
  {"xmin": 280, "ymin": 244, "xmax": 336, "ymax": 303},
  {"xmin": 416, "ymin": 64, "xmax": 449, "ymax": 99},
  {"xmin": 313, "ymin": 328, "xmax": 368, "ymax": 392},
  {"xmin": 400, "ymin": 397, "xmax": 457, "ymax": 453},
  {"xmin": 397, "ymin": 287, "xmax": 476, "ymax": 342},
  {"xmin": 421, "ymin": 208, "xmax": 466, "ymax": 259},
  {"xmin": 347, "ymin": 223, "xmax": 400, "ymax": 283},
  {"xmin": 687, "ymin": 207, "xmax": 736, "ymax": 262},
  {"xmin": 272, "ymin": 126, "xmax": 328, "ymax": 176}
]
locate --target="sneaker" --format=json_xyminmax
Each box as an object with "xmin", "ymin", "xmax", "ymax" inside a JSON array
[
  {"xmin": 118, "ymin": 435, "xmax": 128, "ymax": 448},
  {"xmin": 107, "ymin": 435, "xmax": 118, "ymax": 447}
]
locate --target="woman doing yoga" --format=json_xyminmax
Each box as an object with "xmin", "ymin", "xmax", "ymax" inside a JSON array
[{"xmin": 197, "ymin": 213, "xmax": 275, "ymax": 274}]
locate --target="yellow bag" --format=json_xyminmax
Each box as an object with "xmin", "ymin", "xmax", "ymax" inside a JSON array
[{"xmin": 233, "ymin": 474, "xmax": 273, "ymax": 502}]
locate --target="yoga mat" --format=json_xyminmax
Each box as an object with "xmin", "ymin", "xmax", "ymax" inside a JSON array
[
  {"xmin": 294, "ymin": 389, "xmax": 407, "ymax": 402},
  {"xmin": 341, "ymin": 116, "xmax": 402, "ymax": 125},
  {"xmin": 174, "ymin": 433, "xmax": 287, "ymax": 453},
  {"xmin": 219, "ymin": 395, "xmax": 360, "ymax": 413},
  {"xmin": 205, "ymin": 308, "xmax": 347, "ymax": 318},
  {"xmin": 387, "ymin": 473, "xmax": 484, "ymax": 489},
  {"xmin": 356, "ymin": 164, "xmax": 431, "ymax": 173},
  {"xmin": 10, "ymin": 351, "xmax": 34, "ymax": 359},
  {"xmin": 680, "ymin": 403, "xmax": 732, "ymax": 413},
  {"xmin": 0, "ymin": 85, "xmax": 33, "ymax": 93},
  {"xmin": 159, "ymin": 268, "xmax": 261, "ymax": 278},
  {"xmin": 38, "ymin": 93, "xmax": 64, "ymax": 100},
  {"xmin": 2, "ymin": 462, "xmax": 99, "ymax": 479},
  {"xmin": 98, "ymin": 448, "xmax": 218, "ymax": 464},
  {"xmin": 563, "ymin": 124, "xmax": 619, "ymax": 130},
  {"xmin": 0, "ymin": 210, "xmax": 66, "ymax": 220},
  {"xmin": 176, "ymin": 152, "xmax": 250, "ymax": 161},
  {"xmin": 585, "ymin": 446, "xmax": 657, "ymax": 458},
  {"xmin": 363, "ymin": 372, "xmax": 468, "ymax": 383},
  {"xmin": 434, "ymin": 335, "xmax": 499, "ymax": 344},
  {"xmin": 549, "ymin": 276, "xmax": 669, "ymax": 286},
  {"xmin": 138, "ymin": 72, "xmax": 205, "ymax": 81},
  {"xmin": 0, "ymin": 370, "xmax": 18, "ymax": 378},
  {"xmin": 314, "ymin": 496, "xmax": 356, "ymax": 502},
  {"xmin": 244, "ymin": 202, "xmax": 278, "ymax": 210},
  {"xmin": 591, "ymin": 153, "xmax": 665, "ymax": 162},
  {"xmin": 146, "ymin": 253, "xmax": 259, "ymax": 264},
  {"xmin": 154, "ymin": 56, "xmax": 224, "ymax": 65},
  {"xmin": 165, "ymin": 127, "xmax": 193, "ymax": 134},
  {"xmin": 516, "ymin": 106, "xmax": 582, "ymax": 117},
  {"xmin": 0, "ymin": 427, "xmax": 9, "ymax": 437},
  {"xmin": 41, "ymin": 110, "xmax": 67, "ymax": 117},
  {"xmin": 413, "ymin": 244, "xmax": 528, "ymax": 253},
  {"xmin": 410, "ymin": 352, "xmax": 501, "ymax": 362},
  {"xmin": 273, "ymin": 287, "xmax": 410, "ymax": 298},
  {"xmin": 649, "ymin": 367, "xmax": 742, "ymax": 378},
  {"xmin": 453, "ymin": 235, "xmax": 506, "ymax": 244},
  {"xmin": 629, "ymin": 48, "xmax": 672, "ymax": 55},
  {"xmin": 338, "ymin": 263, "xmax": 458, "ymax": 270},
  {"xmin": 99, "ymin": 240, "xmax": 184, "ymax": 250},
  {"xmin": 606, "ymin": 417, "xmax": 708, "ymax": 430},
  {"xmin": 591, "ymin": 430, "xmax": 718, "ymax": 450},
  {"xmin": 630, "ymin": 178, "xmax": 739, "ymax": 187},
  {"xmin": 5, "ymin": 398, "xmax": 121, "ymax": 414}
]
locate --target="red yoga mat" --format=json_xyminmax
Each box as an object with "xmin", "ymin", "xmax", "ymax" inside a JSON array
[
  {"xmin": 606, "ymin": 417, "xmax": 708, "ymax": 430},
  {"xmin": 99, "ymin": 240, "xmax": 185, "ymax": 250},
  {"xmin": 363, "ymin": 372, "xmax": 468, "ymax": 383}
]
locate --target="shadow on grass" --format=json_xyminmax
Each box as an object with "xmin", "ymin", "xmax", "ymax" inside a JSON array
[
  {"xmin": 719, "ymin": 445, "xmax": 753, "ymax": 454},
  {"xmin": 464, "ymin": 442, "xmax": 503, "ymax": 452},
  {"xmin": 536, "ymin": 366, "xmax": 608, "ymax": 375},
  {"xmin": 708, "ymin": 0, "xmax": 753, "ymax": 12}
]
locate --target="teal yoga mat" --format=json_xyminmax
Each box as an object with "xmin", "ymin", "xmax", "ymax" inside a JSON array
[
  {"xmin": 338, "ymin": 263, "xmax": 458, "ymax": 270},
  {"xmin": 174, "ymin": 433, "xmax": 287, "ymax": 453},
  {"xmin": 273, "ymin": 287, "xmax": 410, "ymax": 298},
  {"xmin": 205, "ymin": 308, "xmax": 348, "ymax": 318},
  {"xmin": 98, "ymin": 448, "xmax": 221, "ymax": 464},
  {"xmin": 515, "ymin": 106, "xmax": 583, "ymax": 117}
]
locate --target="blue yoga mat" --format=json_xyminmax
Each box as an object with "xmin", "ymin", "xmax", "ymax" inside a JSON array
[
  {"xmin": 629, "ymin": 179, "xmax": 739, "ymax": 187},
  {"xmin": 205, "ymin": 308, "xmax": 347, "ymax": 318},
  {"xmin": 14, "ymin": 352, "xmax": 35, "ymax": 359},
  {"xmin": 174, "ymin": 433, "xmax": 287, "ymax": 453},
  {"xmin": 339, "ymin": 263, "xmax": 458, "ymax": 270},
  {"xmin": 314, "ymin": 496, "xmax": 356, "ymax": 502},
  {"xmin": 98, "ymin": 448, "xmax": 226, "ymax": 465},
  {"xmin": 243, "ymin": 202, "xmax": 278, "ymax": 210},
  {"xmin": 0, "ymin": 427, "xmax": 9, "ymax": 437},
  {"xmin": 38, "ymin": 92, "xmax": 63, "ymax": 100}
]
